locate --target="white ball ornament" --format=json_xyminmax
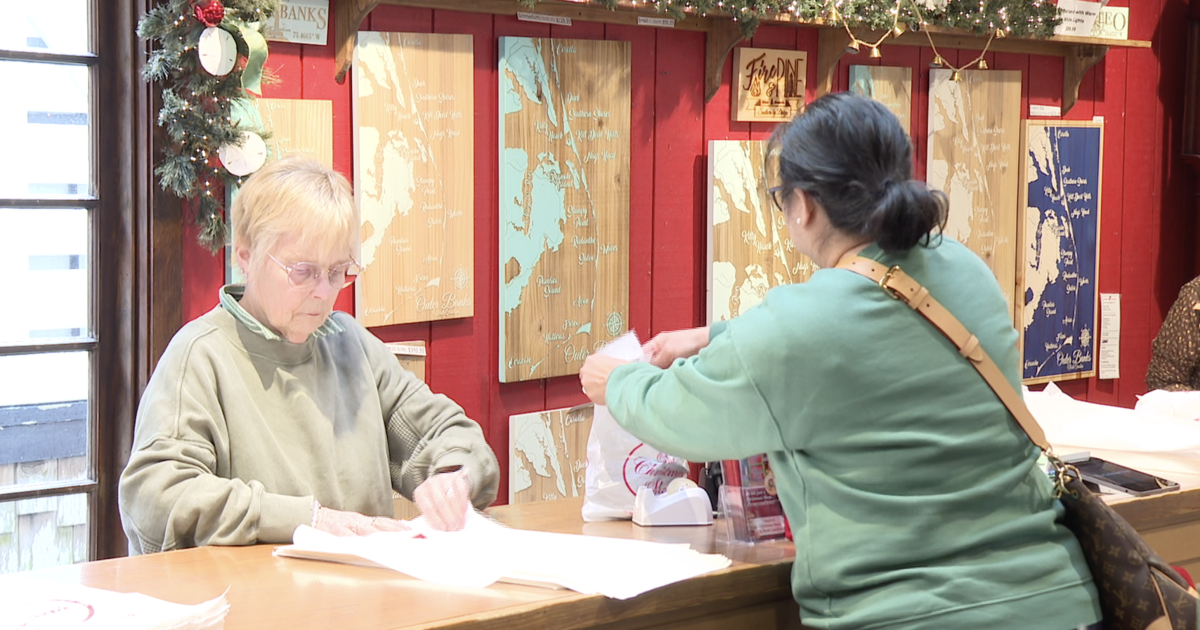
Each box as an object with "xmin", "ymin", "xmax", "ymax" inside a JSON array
[
  {"xmin": 198, "ymin": 26, "xmax": 237, "ymax": 76},
  {"xmin": 219, "ymin": 131, "xmax": 267, "ymax": 176}
]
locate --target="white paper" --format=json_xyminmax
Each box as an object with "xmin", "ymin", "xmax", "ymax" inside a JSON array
[
  {"xmin": 276, "ymin": 509, "xmax": 731, "ymax": 600},
  {"xmin": 1054, "ymin": 0, "xmax": 1104, "ymax": 37},
  {"xmin": 597, "ymin": 330, "xmax": 645, "ymax": 362},
  {"xmin": 637, "ymin": 16, "xmax": 675, "ymax": 28},
  {"xmin": 1029, "ymin": 104, "xmax": 1061, "ymax": 118},
  {"xmin": 516, "ymin": 11, "xmax": 571, "ymax": 26},
  {"xmin": 587, "ymin": 329, "xmax": 644, "ymax": 435},
  {"xmin": 0, "ymin": 577, "xmax": 229, "ymax": 630},
  {"xmin": 1099, "ymin": 293, "xmax": 1120, "ymax": 379}
]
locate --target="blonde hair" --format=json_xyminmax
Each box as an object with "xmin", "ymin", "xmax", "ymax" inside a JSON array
[{"xmin": 231, "ymin": 156, "xmax": 359, "ymax": 263}]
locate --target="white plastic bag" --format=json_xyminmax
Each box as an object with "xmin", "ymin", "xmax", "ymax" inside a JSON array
[
  {"xmin": 582, "ymin": 404, "xmax": 690, "ymax": 521},
  {"xmin": 581, "ymin": 332, "xmax": 689, "ymax": 522}
]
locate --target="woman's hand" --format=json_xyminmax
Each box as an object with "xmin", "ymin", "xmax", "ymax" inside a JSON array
[
  {"xmin": 579, "ymin": 355, "xmax": 630, "ymax": 406},
  {"xmin": 642, "ymin": 327, "xmax": 710, "ymax": 368},
  {"xmin": 313, "ymin": 506, "xmax": 411, "ymax": 536},
  {"xmin": 413, "ymin": 469, "xmax": 473, "ymax": 531}
]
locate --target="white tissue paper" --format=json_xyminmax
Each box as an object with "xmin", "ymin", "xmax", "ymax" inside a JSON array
[
  {"xmin": 0, "ymin": 577, "xmax": 230, "ymax": 630},
  {"xmin": 1024, "ymin": 382, "xmax": 1200, "ymax": 477},
  {"xmin": 1135, "ymin": 389, "xmax": 1200, "ymax": 421},
  {"xmin": 276, "ymin": 509, "xmax": 731, "ymax": 600}
]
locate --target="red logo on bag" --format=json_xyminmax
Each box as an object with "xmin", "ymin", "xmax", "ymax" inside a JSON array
[{"xmin": 623, "ymin": 443, "xmax": 687, "ymax": 495}]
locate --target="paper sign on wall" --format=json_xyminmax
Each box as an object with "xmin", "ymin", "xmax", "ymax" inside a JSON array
[
  {"xmin": 1054, "ymin": 0, "xmax": 1103, "ymax": 37},
  {"xmin": 1099, "ymin": 294, "xmax": 1120, "ymax": 379},
  {"xmin": 1091, "ymin": 6, "xmax": 1129, "ymax": 40},
  {"xmin": 263, "ymin": 0, "xmax": 329, "ymax": 46}
]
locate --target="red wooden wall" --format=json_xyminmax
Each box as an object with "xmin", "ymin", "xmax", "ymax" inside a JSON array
[{"xmin": 178, "ymin": 0, "xmax": 1193, "ymax": 504}]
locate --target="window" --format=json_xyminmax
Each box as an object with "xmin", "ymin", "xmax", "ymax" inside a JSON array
[{"xmin": 0, "ymin": 1, "xmax": 142, "ymax": 569}]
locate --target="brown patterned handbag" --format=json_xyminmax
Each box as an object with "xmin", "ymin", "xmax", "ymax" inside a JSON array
[{"xmin": 838, "ymin": 256, "xmax": 1199, "ymax": 630}]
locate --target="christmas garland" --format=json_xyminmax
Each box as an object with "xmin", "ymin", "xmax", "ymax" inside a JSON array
[
  {"xmin": 139, "ymin": 0, "xmax": 1055, "ymax": 249},
  {"xmin": 518, "ymin": 0, "xmax": 1061, "ymax": 38},
  {"xmin": 138, "ymin": 0, "xmax": 279, "ymax": 251}
]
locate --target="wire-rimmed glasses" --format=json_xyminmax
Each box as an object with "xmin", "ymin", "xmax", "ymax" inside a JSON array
[
  {"xmin": 267, "ymin": 253, "xmax": 361, "ymax": 290},
  {"xmin": 768, "ymin": 185, "xmax": 787, "ymax": 212}
]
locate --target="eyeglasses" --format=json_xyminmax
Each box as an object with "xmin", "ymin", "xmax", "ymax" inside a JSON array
[
  {"xmin": 768, "ymin": 186, "xmax": 788, "ymax": 212},
  {"xmin": 267, "ymin": 253, "xmax": 361, "ymax": 289},
  {"xmin": 769, "ymin": 186, "xmax": 817, "ymax": 212}
]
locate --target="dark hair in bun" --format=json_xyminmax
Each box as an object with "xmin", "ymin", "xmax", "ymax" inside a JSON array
[{"xmin": 767, "ymin": 92, "xmax": 947, "ymax": 252}]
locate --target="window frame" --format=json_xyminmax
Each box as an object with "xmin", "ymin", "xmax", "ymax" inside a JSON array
[{"xmin": 0, "ymin": 0, "xmax": 164, "ymax": 561}]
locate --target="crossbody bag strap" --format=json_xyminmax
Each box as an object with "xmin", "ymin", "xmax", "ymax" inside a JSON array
[{"xmin": 836, "ymin": 256, "xmax": 1051, "ymax": 451}]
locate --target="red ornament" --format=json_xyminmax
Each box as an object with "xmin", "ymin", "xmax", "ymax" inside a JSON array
[{"xmin": 193, "ymin": 0, "xmax": 225, "ymax": 27}]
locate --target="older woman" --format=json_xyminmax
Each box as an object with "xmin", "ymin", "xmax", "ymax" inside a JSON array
[
  {"xmin": 580, "ymin": 94, "xmax": 1100, "ymax": 630},
  {"xmin": 119, "ymin": 156, "xmax": 498, "ymax": 554}
]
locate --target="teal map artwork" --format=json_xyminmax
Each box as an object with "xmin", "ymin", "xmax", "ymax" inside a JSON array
[
  {"xmin": 498, "ymin": 37, "xmax": 631, "ymax": 383},
  {"xmin": 1021, "ymin": 123, "xmax": 1102, "ymax": 382}
]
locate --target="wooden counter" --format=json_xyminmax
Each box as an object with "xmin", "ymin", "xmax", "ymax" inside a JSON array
[
  {"xmin": 25, "ymin": 498, "xmax": 801, "ymax": 630},
  {"xmin": 1108, "ymin": 474, "xmax": 1200, "ymax": 579},
  {"xmin": 21, "ymin": 487, "xmax": 1200, "ymax": 629}
]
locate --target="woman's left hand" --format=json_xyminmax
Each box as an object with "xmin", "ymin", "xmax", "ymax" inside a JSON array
[{"xmin": 579, "ymin": 355, "xmax": 630, "ymax": 406}]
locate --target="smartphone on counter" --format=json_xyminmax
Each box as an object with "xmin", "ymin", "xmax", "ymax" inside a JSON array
[{"xmin": 1074, "ymin": 457, "xmax": 1180, "ymax": 497}]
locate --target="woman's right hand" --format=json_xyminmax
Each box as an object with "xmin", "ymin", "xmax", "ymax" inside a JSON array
[
  {"xmin": 642, "ymin": 327, "xmax": 710, "ymax": 368},
  {"xmin": 312, "ymin": 506, "xmax": 411, "ymax": 536}
]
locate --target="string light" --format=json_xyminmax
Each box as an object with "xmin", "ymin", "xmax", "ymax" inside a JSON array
[
  {"xmin": 535, "ymin": 0, "xmax": 1059, "ymax": 40},
  {"xmin": 839, "ymin": 0, "xmax": 903, "ymax": 61},
  {"xmin": 908, "ymin": 0, "xmax": 998, "ymax": 79}
]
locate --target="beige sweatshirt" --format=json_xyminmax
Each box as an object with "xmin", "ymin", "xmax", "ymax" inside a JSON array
[{"xmin": 119, "ymin": 305, "xmax": 498, "ymax": 554}]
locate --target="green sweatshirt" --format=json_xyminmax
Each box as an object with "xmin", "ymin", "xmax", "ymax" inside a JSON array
[
  {"xmin": 119, "ymin": 293, "xmax": 498, "ymax": 554},
  {"xmin": 606, "ymin": 239, "xmax": 1100, "ymax": 630}
]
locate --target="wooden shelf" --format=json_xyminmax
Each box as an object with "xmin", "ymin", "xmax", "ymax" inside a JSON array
[
  {"xmin": 333, "ymin": 0, "xmax": 1152, "ymax": 115},
  {"xmin": 333, "ymin": 0, "xmax": 714, "ymax": 84},
  {"xmin": 813, "ymin": 26, "xmax": 1148, "ymax": 114}
]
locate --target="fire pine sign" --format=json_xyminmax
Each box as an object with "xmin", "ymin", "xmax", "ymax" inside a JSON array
[{"xmin": 733, "ymin": 48, "xmax": 807, "ymax": 123}]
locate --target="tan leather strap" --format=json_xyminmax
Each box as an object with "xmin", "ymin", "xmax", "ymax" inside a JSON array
[{"xmin": 837, "ymin": 256, "xmax": 1051, "ymax": 451}]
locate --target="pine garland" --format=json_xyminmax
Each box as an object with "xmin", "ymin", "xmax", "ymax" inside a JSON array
[
  {"xmin": 138, "ymin": 0, "xmax": 279, "ymax": 251},
  {"xmin": 518, "ymin": 0, "xmax": 1060, "ymax": 38}
]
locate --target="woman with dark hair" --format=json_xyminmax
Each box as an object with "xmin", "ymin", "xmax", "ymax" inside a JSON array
[{"xmin": 580, "ymin": 93, "xmax": 1100, "ymax": 629}]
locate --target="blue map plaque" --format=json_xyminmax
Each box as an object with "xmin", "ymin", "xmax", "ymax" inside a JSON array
[{"xmin": 1020, "ymin": 122, "xmax": 1103, "ymax": 382}]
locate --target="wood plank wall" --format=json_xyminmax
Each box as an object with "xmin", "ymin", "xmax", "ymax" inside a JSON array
[{"xmin": 178, "ymin": 0, "xmax": 1192, "ymax": 504}]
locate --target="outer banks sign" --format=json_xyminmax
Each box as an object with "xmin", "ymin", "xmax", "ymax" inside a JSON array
[
  {"xmin": 733, "ymin": 47, "xmax": 806, "ymax": 122},
  {"xmin": 263, "ymin": 0, "xmax": 328, "ymax": 46}
]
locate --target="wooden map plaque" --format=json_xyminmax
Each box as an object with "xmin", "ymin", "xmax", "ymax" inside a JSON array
[
  {"xmin": 254, "ymin": 98, "xmax": 334, "ymax": 166},
  {"xmin": 225, "ymin": 98, "xmax": 334, "ymax": 284},
  {"xmin": 1018, "ymin": 121, "xmax": 1103, "ymax": 384},
  {"xmin": 354, "ymin": 32, "xmax": 474, "ymax": 327},
  {"xmin": 926, "ymin": 69, "xmax": 1023, "ymax": 325},
  {"xmin": 708, "ymin": 140, "xmax": 816, "ymax": 323},
  {"xmin": 498, "ymin": 37, "xmax": 631, "ymax": 383},
  {"xmin": 509, "ymin": 404, "xmax": 593, "ymax": 504},
  {"xmin": 849, "ymin": 66, "xmax": 913, "ymax": 136}
]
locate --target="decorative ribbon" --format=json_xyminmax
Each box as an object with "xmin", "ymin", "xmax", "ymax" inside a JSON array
[{"xmin": 226, "ymin": 18, "xmax": 269, "ymax": 95}]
